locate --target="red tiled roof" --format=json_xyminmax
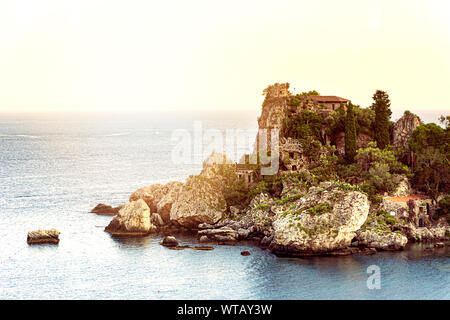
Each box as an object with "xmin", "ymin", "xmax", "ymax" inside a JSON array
[
  {"xmin": 384, "ymin": 195, "xmax": 428, "ymax": 203},
  {"xmin": 309, "ymin": 96, "xmax": 349, "ymax": 103}
]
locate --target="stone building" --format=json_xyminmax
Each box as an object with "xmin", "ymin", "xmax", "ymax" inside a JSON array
[
  {"xmin": 382, "ymin": 195, "xmax": 434, "ymax": 228},
  {"xmin": 279, "ymin": 137, "xmax": 308, "ymax": 172},
  {"xmin": 235, "ymin": 165, "xmax": 256, "ymax": 185},
  {"xmin": 309, "ymin": 96, "xmax": 349, "ymax": 112}
]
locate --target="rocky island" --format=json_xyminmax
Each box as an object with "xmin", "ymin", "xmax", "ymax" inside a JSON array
[
  {"xmin": 27, "ymin": 229, "xmax": 60, "ymax": 245},
  {"xmin": 96, "ymin": 83, "xmax": 450, "ymax": 256}
]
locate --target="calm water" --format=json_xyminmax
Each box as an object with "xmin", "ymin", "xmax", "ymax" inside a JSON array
[{"xmin": 0, "ymin": 112, "xmax": 448, "ymax": 300}]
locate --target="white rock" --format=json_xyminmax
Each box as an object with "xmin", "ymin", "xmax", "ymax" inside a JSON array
[
  {"xmin": 270, "ymin": 190, "xmax": 370, "ymax": 254},
  {"xmin": 156, "ymin": 181, "xmax": 184, "ymax": 223},
  {"xmin": 170, "ymin": 175, "xmax": 227, "ymax": 228},
  {"xmin": 357, "ymin": 230, "xmax": 408, "ymax": 250},
  {"xmin": 105, "ymin": 199, "xmax": 156, "ymax": 235}
]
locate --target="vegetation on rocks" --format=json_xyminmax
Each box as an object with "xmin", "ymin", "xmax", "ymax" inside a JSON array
[{"xmin": 408, "ymin": 122, "xmax": 449, "ymax": 203}]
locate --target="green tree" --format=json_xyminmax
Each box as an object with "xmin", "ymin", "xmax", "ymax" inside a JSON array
[
  {"xmin": 210, "ymin": 165, "xmax": 250, "ymax": 208},
  {"xmin": 408, "ymin": 122, "xmax": 450, "ymax": 202},
  {"xmin": 344, "ymin": 102, "xmax": 357, "ymax": 163},
  {"xmin": 356, "ymin": 142, "xmax": 409, "ymax": 174},
  {"xmin": 439, "ymin": 115, "xmax": 450, "ymax": 130},
  {"xmin": 371, "ymin": 90, "xmax": 392, "ymax": 150},
  {"xmin": 353, "ymin": 142, "xmax": 410, "ymax": 193},
  {"xmin": 282, "ymin": 110, "xmax": 324, "ymax": 141},
  {"xmin": 409, "ymin": 123, "xmax": 448, "ymax": 154},
  {"xmin": 412, "ymin": 147, "xmax": 449, "ymax": 203}
]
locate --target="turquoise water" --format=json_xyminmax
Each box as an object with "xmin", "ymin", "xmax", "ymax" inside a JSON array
[{"xmin": 0, "ymin": 112, "xmax": 448, "ymax": 300}]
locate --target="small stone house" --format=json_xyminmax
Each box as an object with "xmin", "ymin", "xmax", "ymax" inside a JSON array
[
  {"xmin": 382, "ymin": 195, "xmax": 434, "ymax": 228},
  {"xmin": 279, "ymin": 137, "xmax": 307, "ymax": 172},
  {"xmin": 235, "ymin": 166, "xmax": 255, "ymax": 185},
  {"xmin": 309, "ymin": 96, "xmax": 349, "ymax": 112}
]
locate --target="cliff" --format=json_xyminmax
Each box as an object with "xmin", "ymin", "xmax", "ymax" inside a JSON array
[
  {"xmin": 391, "ymin": 111, "xmax": 423, "ymax": 150},
  {"xmin": 257, "ymin": 83, "xmax": 291, "ymax": 130}
]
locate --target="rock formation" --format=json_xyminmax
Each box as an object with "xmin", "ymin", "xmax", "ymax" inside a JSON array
[
  {"xmin": 27, "ymin": 229, "xmax": 60, "ymax": 244},
  {"xmin": 169, "ymin": 174, "xmax": 227, "ymax": 228},
  {"xmin": 269, "ymin": 185, "xmax": 370, "ymax": 255},
  {"xmin": 90, "ymin": 203, "xmax": 123, "ymax": 215},
  {"xmin": 151, "ymin": 212, "xmax": 164, "ymax": 226},
  {"xmin": 334, "ymin": 132, "xmax": 373, "ymax": 156},
  {"xmin": 156, "ymin": 181, "xmax": 184, "ymax": 223},
  {"xmin": 128, "ymin": 181, "xmax": 184, "ymax": 224},
  {"xmin": 193, "ymin": 182, "xmax": 381, "ymax": 256},
  {"xmin": 161, "ymin": 236, "xmax": 178, "ymax": 247},
  {"xmin": 257, "ymin": 83, "xmax": 291, "ymax": 130},
  {"xmin": 169, "ymin": 153, "xmax": 234, "ymax": 228},
  {"xmin": 356, "ymin": 230, "xmax": 407, "ymax": 250},
  {"xmin": 105, "ymin": 199, "xmax": 156, "ymax": 235},
  {"xmin": 395, "ymin": 222, "xmax": 449, "ymax": 242},
  {"xmin": 129, "ymin": 184, "xmax": 166, "ymax": 213},
  {"xmin": 391, "ymin": 111, "xmax": 422, "ymax": 150},
  {"xmin": 198, "ymin": 226, "xmax": 238, "ymax": 243}
]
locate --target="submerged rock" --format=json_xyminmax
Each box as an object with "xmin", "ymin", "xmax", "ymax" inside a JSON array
[
  {"xmin": 90, "ymin": 203, "xmax": 123, "ymax": 215},
  {"xmin": 161, "ymin": 236, "xmax": 179, "ymax": 247},
  {"xmin": 192, "ymin": 246, "xmax": 214, "ymax": 251},
  {"xmin": 198, "ymin": 226, "xmax": 238, "ymax": 243},
  {"xmin": 27, "ymin": 229, "xmax": 60, "ymax": 245},
  {"xmin": 241, "ymin": 250, "xmax": 251, "ymax": 256},
  {"xmin": 105, "ymin": 199, "xmax": 156, "ymax": 235}
]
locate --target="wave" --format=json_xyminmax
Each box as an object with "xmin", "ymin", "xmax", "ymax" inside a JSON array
[
  {"xmin": 103, "ymin": 132, "xmax": 131, "ymax": 137},
  {"xmin": 0, "ymin": 134, "xmax": 40, "ymax": 139}
]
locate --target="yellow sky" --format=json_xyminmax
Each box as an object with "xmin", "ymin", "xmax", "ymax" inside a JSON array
[{"xmin": 0, "ymin": 0, "xmax": 449, "ymax": 117}]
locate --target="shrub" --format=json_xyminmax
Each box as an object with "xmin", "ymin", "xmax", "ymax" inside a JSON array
[
  {"xmin": 438, "ymin": 196, "xmax": 450, "ymax": 215},
  {"xmin": 302, "ymin": 202, "xmax": 333, "ymax": 216}
]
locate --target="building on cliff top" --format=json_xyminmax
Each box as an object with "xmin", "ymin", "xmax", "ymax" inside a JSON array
[{"xmin": 309, "ymin": 96, "xmax": 349, "ymax": 111}]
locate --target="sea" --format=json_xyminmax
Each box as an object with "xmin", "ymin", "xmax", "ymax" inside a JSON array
[{"xmin": 0, "ymin": 111, "xmax": 448, "ymax": 300}]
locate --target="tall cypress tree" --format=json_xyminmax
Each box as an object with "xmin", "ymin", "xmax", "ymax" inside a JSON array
[
  {"xmin": 345, "ymin": 102, "xmax": 357, "ymax": 163},
  {"xmin": 371, "ymin": 90, "xmax": 392, "ymax": 150}
]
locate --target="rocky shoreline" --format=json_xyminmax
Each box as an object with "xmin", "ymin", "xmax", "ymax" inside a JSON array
[{"xmin": 92, "ymin": 153, "xmax": 449, "ymax": 257}]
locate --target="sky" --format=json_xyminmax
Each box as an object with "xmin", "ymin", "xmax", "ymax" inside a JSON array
[{"xmin": 0, "ymin": 0, "xmax": 449, "ymax": 120}]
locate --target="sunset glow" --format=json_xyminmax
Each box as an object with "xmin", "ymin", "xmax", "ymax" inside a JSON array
[{"xmin": 1, "ymin": 0, "xmax": 449, "ymax": 117}]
